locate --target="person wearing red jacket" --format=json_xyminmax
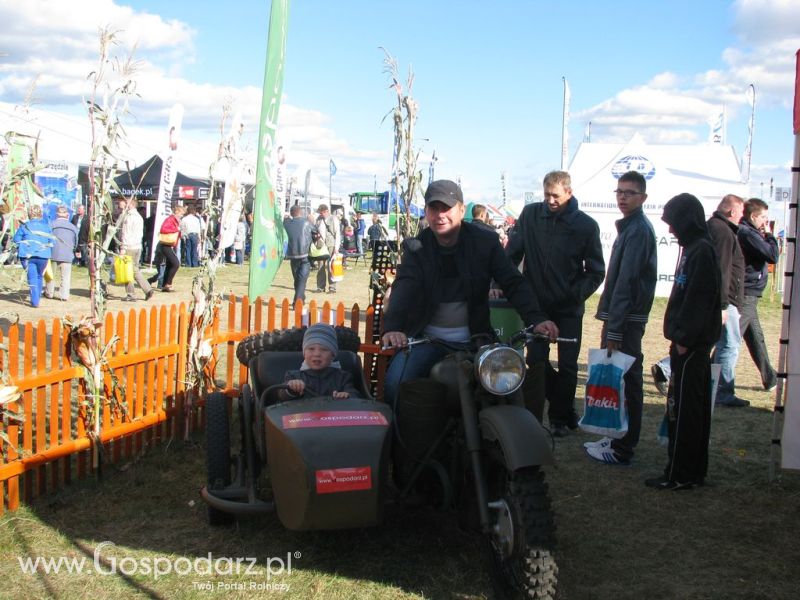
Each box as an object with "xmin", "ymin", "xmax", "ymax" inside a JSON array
[{"xmin": 148, "ymin": 205, "xmax": 185, "ymax": 292}]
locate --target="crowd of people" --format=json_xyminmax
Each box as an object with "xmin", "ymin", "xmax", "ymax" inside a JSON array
[
  {"xmin": 379, "ymin": 172, "xmax": 778, "ymax": 492},
  {"xmin": 8, "ymin": 175, "xmax": 778, "ymax": 490},
  {"xmin": 283, "ymin": 203, "xmax": 395, "ymax": 304},
  {"xmin": 7, "ymin": 198, "xmax": 254, "ymax": 306}
]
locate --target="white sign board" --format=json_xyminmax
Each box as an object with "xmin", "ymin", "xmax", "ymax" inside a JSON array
[{"xmin": 570, "ymin": 135, "xmax": 748, "ymax": 297}]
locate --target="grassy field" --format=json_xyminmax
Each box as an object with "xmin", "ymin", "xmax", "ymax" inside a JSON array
[{"xmin": 1, "ymin": 258, "xmax": 799, "ymax": 599}]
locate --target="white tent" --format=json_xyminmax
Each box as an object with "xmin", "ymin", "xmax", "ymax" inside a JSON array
[{"xmin": 570, "ymin": 133, "xmax": 748, "ymax": 296}]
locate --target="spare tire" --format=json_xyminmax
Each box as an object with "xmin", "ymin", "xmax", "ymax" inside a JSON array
[{"xmin": 236, "ymin": 326, "xmax": 361, "ymax": 365}]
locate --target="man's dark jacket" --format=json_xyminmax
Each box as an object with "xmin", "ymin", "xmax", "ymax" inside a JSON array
[
  {"xmin": 383, "ymin": 221, "xmax": 546, "ymax": 338},
  {"xmin": 285, "ymin": 216, "xmax": 313, "ymax": 259},
  {"xmin": 506, "ymin": 197, "xmax": 605, "ymax": 315},
  {"xmin": 595, "ymin": 207, "xmax": 657, "ymax": 342},
  {"xmin": 662, "ymin": 194, "xmax": 721, "ymax": 348},
  {"xmin": 738, "ymin": 218, "xmax": 778, "ymax": 297},
  {"xmin": 76, "ymin": 214, "xmax": 89, "ymax": 246},
  {"xmin": 707, "ymin": 210, "xmax": 744, "ymax": 309},
  {"xmin": 471, "ymin": 219, "xmax": 499, "ymax": 238}
]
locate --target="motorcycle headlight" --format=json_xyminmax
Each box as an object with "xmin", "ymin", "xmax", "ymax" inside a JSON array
[{"xmin": 475, "ymin": 345, "xmax": 525, "ymax": 395}]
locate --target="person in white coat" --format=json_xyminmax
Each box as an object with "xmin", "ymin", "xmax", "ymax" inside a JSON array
[{"xmin": 119, "ymin": 199, "xmax": 155, "ymax": 302}]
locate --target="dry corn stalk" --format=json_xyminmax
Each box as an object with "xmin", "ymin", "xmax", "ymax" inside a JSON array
[
  {"xmin": 179, "ymin": 103, "xmax": 236, "ymax": 441},
  {"xmin": 381, "ymin": 48, "xmax": 423, "ymax": 243},
  {"xmin": 0, "ymin": 312, "xmax": 24, "ymax": 451},
  {"xmin": 64, "ymin": 315, "xmax": 126, "ymax": 469}
]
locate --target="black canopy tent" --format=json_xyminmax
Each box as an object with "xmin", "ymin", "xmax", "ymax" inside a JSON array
[{"xmin": 78, "ymin": 155, "xmax": 211, "ymax": 204}]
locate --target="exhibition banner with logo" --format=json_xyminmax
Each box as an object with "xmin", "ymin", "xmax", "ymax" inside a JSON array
[
  {"xmin": 150, "ymin": 103, "xmax": 184, "ymax": 261},
  {"xmin": 248, "ymin": 0, "xmax": 290, "ymax": 301}
]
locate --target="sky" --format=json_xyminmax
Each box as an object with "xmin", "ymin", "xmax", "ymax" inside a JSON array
[{"xmin": 0, "ymin": 0, "xmax": 798, "ymax": 205}]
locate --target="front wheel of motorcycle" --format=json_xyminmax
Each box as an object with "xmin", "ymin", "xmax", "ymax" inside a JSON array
[{"xmin": 484, "ymin": 465, "xmax": 558, "ymax": 599}]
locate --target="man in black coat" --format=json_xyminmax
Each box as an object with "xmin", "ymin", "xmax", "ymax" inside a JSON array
[
  {"xmin": 471, "ymin": 203, "xmax": 499, "ymax": 237},
  {"xmin": 506, "ymin": 170, "xmax": 605, "ymax": 436},
  {"xmin": 707, "ymin": 194, "xmax": 747, "ymax": 407},
  {"xmin": 71, "ymin": 204, "xmax": 88, "ymax": 266}
]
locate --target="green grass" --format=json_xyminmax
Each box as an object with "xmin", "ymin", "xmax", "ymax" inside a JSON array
[{"xmin": 1, "ymin": 266, "xmax": 799, "ymax": 599}]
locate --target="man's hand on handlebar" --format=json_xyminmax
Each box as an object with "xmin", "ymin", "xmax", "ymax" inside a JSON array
[
  {"xmin": 382, "ymin": 331, "xmax": 408, "ymax": 350},
  {"xmin": 533, "ymin": 320, "xmax": 559, "ymax": 341}
]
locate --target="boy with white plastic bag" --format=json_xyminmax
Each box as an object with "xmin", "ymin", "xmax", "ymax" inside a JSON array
[{"xmin": 584, "ymin": 171, "xmax": 657, "ymax": 465}]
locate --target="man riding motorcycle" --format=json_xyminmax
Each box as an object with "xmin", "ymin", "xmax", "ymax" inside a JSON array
[{"xmin": 381, "ymin": 179, "xmax": 558, "ymax": 406}]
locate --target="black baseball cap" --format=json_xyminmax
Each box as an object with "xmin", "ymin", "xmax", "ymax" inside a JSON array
[{"xmin": 424, "ymin": 180, "xmax": 463, "ymax": 207}]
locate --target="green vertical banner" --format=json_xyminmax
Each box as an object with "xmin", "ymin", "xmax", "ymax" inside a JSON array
[
  {"xmin": 3, "ymin": 134, "xmax": 39, "ymax": 234},
  {"xmin": 248, "ymin": 0, "xmax": 290, "ymax": 302}
]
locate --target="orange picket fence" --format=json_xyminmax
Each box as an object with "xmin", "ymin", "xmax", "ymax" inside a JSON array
[{"xmin": 0, "ymin": 294, "xmax": 385, "ymax": 514}]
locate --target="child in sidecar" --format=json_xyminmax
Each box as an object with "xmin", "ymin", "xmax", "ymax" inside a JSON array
[{"xmin": 279, "ymin": 323, "xmax": 361, "ymax": 401}]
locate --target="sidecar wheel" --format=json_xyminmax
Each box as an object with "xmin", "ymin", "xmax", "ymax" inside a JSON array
[
  {"xmin": 206, "ymin": 392, "xmax": 234, "ymax": 527},
  {"xmin": 485, "ymin": 466, "xmax": 558, "ymax": 599}
]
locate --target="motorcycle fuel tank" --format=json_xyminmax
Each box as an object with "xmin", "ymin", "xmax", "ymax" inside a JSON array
[{"xmin": 264, "ymin": 397, "xmax": 393, "ymax": 531}]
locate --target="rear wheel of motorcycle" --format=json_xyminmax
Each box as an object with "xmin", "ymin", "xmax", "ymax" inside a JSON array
[
  {"xmin": 235, "ymin": 326, "xmax": 361, "ymax": 365},
  {"xmin": 206, "ymin": 392, "xmax": 234, "ymax": 527},
  {"xmin": 484, "ymin": 465, "xmax": 558, "ymax": 599}
]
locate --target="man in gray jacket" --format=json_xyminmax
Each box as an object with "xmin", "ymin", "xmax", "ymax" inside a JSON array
[
  {"xmin": 285, "ymin": 204, "xmax": 313, "ymax": 304},
  {"xmin": 585, "ymin": 171, "xmax": 657, "ymax": 465},
  {"xmin": 315, "ymin": 204, "xmax": 339, "ymax": 293},
  {"xmin": 45, "ymin": 205, "xmax": 78, "ymax": 301}
]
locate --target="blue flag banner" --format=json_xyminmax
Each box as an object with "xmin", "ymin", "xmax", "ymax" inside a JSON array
[{"xmin": 329, "ymin": 159, "xmax": 337, "ymax": 177}]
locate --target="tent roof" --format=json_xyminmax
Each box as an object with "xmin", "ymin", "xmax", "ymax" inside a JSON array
[
  {"xmin": 78, "ymin": 154, "xmax": 212, "ymax": 201},
  {"xmin": 569, "ymin": 133, "xmax": 746, "ymax": 204}
]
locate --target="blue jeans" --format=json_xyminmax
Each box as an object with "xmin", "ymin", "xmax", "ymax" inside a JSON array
[
  {"xmin": 290, "ymin": 258, "xmax": 311, "ymax": 304},
  {"xmin": 186, "ymin": 233, "xmax": 200, "ymax": 267},
  {"xmin": 26, "ymin": 257, "xmax": 48, "ymax": 307},
  {"xmin": 384, "ymin": 343, "xmax": 451, "ymax": 407},
  {"xmin": 712, "ymin": 304, "xmax": 742, "ymax": 404}
]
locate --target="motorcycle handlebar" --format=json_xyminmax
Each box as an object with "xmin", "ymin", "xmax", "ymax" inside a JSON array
[
  {"xmin": 508, "ymin": 328, "xmax": 578, "ymax": 346},
  {"xmin": 382, "ymin": 332, "xmax": 577, "ymax": 352}
]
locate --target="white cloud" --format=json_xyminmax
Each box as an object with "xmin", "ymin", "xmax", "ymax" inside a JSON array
[
  {"xmin": 0, "ymin": 0, "xmax": 383, "ymax": 189},
  {"xmin": 577, "ymin": 0, "xmax": 799, "ymax": 153}
]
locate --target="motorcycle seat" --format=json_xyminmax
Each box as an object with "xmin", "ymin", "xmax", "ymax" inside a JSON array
[{"xmin": 249, "ymin": 350, "xmax": 373, "ymax": 406}]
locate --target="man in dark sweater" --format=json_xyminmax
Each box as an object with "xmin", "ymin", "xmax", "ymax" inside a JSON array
[
  {"xmin": 738, "ymin": 198, "xmax": 779, "ymax": 391},
  {"xmin": 646, "ymin": 193, "xmax": 721, "ymax": 491},
  {"xmin": 506, "ymin": 170, "xmax": 605, "ymax": 436},
  {"xmin": 707, "ymin": 194, "xmax": 747, "ymax": 407}
]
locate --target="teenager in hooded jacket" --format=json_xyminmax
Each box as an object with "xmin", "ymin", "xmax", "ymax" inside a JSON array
[{"xmin": 645, "ymin": 193, "xmax": 721, "ymax": 491}]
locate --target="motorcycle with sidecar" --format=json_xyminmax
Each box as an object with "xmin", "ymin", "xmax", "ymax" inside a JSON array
[{"xmin": 200, "ymin": 324, "xmax": 560, "ymax": 598}]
